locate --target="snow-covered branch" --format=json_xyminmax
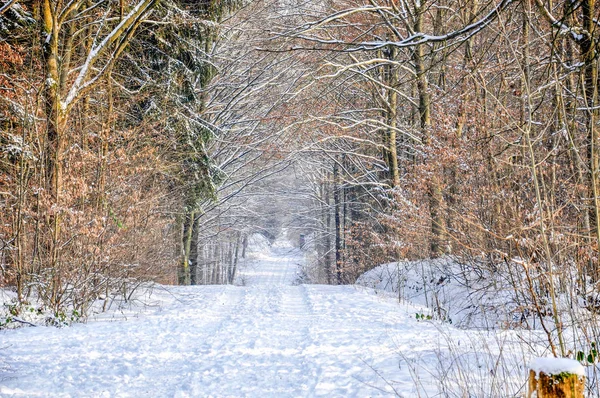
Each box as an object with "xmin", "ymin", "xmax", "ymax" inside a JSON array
[{"xmin": 61, "ymin": 0, "xmax": 157, "ymax": 111}]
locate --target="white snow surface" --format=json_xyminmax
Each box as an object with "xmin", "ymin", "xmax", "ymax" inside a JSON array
[
  {"xmin": 1, "ymin": 239, "xmax": 530, "ymax": 397},
  {"xmin": 357, "ymin": 258, "xmax": 528, "ymax": 329},
  {"xmin": 530, "ymin": 357, "xmax": 585, "ymax": 377}
]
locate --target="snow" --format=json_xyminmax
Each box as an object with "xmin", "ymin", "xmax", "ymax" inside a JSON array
[
  {"xmin": 530, "ymin": 357, "xmax": 585, "ymax": 377},
  {"xmin": 357, "ymin": 258, "xmax": 502, "ymax": 328},
  {"xmin": 0, "ymin": 239, "xmax": 535, "ymax": 396},
  {"xmin": 244, "ymin": 233, "xmax": 272, "ymax": 257},
  {"xmin": 356, "ymin": 258, "xmax": 544, "ymax": 329},
  {"xmin": 236, "ymin": 236, "xmax": 301, "ymax": 286}
]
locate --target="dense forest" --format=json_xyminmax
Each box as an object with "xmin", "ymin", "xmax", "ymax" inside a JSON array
[{"xmin": 2, "ymin": 0, "xmax": 600, "ymax": 371}]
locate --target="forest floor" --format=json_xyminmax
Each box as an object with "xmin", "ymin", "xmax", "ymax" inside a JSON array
[{"xmin": 0, "ymin": 239, "xmax": 530, "ymax": 397}]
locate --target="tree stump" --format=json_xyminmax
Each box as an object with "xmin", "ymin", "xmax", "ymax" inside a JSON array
[{"xmin": 528, "ymin": 358, "xmax": 585, "ymax": 398}]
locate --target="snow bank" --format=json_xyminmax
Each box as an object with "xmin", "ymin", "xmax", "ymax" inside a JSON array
[
  {"xmin": 356, "ymin": 257, "xmax": 530, "ymax": 329},
  {"xmin": 530, "ymin": 357, "xmax": 585, "ymax": 376},
  {"xmin": 1, "ymin": 283, "xmax": 166, "ymax": 329}
]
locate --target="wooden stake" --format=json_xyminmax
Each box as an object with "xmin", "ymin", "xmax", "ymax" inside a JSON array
[{"xmin": 528, "ymin": 369, "xmax": 585, "ymax": 398}]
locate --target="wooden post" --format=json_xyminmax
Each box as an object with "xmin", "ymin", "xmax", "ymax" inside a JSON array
[{"xmin": 528, "ymin": 358, "xmax": 585, "ymax": 398}]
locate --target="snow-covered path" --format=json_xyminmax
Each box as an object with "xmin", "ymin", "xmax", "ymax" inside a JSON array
[{"xmin": 0, "ymin": 240, "xmax": 509, "ymax": 397}]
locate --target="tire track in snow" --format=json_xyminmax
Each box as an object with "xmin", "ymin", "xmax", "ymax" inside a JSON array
[{"xmin": 278, "ymin": 284, "xmax": 320, "ymax": 394}]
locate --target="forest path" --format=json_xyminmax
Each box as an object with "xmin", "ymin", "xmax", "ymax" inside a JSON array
[{"xmin": 0, "ymin": 239, "xmax": 460, "ymax": 397}]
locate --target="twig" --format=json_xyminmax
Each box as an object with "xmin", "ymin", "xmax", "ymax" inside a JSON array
[{"xmin": 10, "ymin": 317, "xmax": 37, "ymax": 327}]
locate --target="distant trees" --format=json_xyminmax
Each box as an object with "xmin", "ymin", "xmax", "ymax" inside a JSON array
[{"xmin": 178, "ymin": 0, "xmax": 310, "ymax": 285}]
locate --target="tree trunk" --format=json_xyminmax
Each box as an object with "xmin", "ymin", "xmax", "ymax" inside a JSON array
[
  {"xmin": 229, "ymin": 232, "xmax": 241, "ymax": 284},
  {"xmin": 413, "ymin": 3, "xmax": 444, "ymax": 257},
  {"xmin": 42, "ymin": 0, "xmax": 63, "ymax": 200},
  {"xmin": 179, "ymin": 211, "xmax": 195, "ymax": 285},
  {"xmin": 334, "ymin": 161, "xmax": 343, "ymax": 284},
  {"xmin": 581, "ymin": 0, "xmax": 600, "ymax": 278},
  {"xmin": 189, "ymin": 217, "xmax": 200, "ymax": 285},
  {"xmin": 384, "ymin": 43, "xmax": 400, "ymax": 187},
  {"xmin": 241, "ymin": 234, "xmax": 248, "ymax": 259}
]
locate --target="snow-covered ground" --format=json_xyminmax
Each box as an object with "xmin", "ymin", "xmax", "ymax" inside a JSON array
[
  {"xmin": 356, "ymin": 258, "xmax": 521, "ymax": 329},
  {"xmin": 1, "ymin": 238, "xmax": 534, "ymax": 397}
]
